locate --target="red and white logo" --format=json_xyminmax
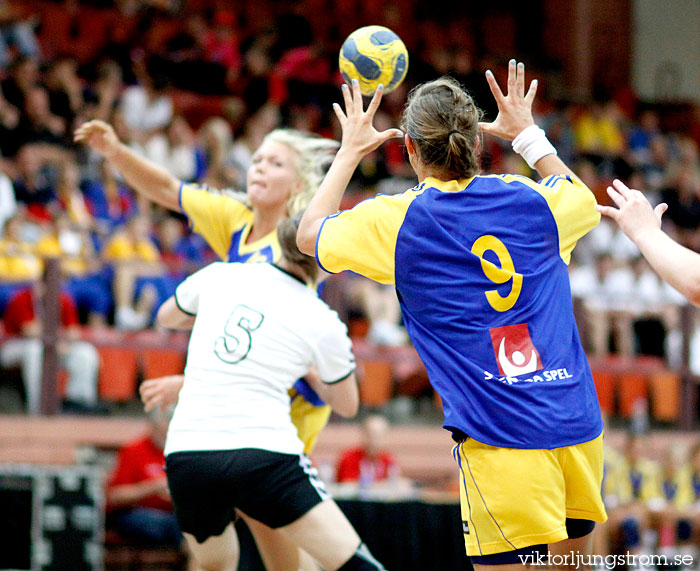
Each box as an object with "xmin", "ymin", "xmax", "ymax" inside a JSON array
[{"xmin": 489, "ymin": 323, "xmax": 542, "ymax": 377}]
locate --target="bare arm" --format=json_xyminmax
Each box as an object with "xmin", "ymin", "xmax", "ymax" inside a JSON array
[
  {"xmin": 74, "ymin": 120, "xmax": 182, "ymax": 212},
  {"xmin": 156, "ymin": 296, "xmax": 196, "ymax": 330},
  {"xmin": 304, "ymin": 366, "xmax": 359, "ymax": 418},
  {"xmin": 297, "ymin": 81, "xmax": 402, "ymax": 255},
  {"xmin": 597, "ymin": 179, "xmax": 700, "ymax": 306},
  {"xmin": 478, "ymin": 60, "xmax": 577, "ymax": 179},
  {"xmin": 140, "ymin": 375, "xmax": 185, "ymax": 412}
]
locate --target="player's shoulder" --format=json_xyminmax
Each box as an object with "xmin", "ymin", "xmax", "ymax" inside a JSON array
[
  {"xmin": 196, "ymin": 260, "xmax": 248, "ymax": 279},
  {"xmin": 306, "ymin": 299, "xmax": 349, "ymax": 339}
]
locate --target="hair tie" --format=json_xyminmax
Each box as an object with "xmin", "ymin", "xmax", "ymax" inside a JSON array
[{"xmin": 448, "ymin": 130, "xmax": 460, "ymax": 138}]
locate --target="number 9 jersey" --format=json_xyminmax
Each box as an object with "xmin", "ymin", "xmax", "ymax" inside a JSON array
[{"xmin": 316, "ymin": 174, "xmax": 602, "ymax": 450}]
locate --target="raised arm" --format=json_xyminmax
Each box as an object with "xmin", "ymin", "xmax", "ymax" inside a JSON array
[
  {"xmin": 74, "ymin": 120, "xmax": 181, "ymax": 212},
  {"xmin": 478, "ymin": 60, "xmax": 578, "ymax": 180},
  {"xmin": 597, "ymin": 179, "xmax": 700, "ymax": 306},
  {"xmin": 297, "ymin": 80, "xmax": 402, "ymax": 255}
]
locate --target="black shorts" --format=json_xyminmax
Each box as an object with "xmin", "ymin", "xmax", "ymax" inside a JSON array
[{"xmin": 165, "ymin": 448, "xmax": 329, "ymax": 544}]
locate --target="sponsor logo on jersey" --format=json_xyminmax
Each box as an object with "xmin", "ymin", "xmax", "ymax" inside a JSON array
[
  {"xmin": 489, "ymin": 323, "xmax": 542, "ymax": 377},
  {"xmin": 462, "ymin": 520, "xmax": 470, "ymax": 535}
]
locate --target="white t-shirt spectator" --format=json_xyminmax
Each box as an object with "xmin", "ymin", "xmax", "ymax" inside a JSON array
[{"xmin": 120, "ymin": 85, "xmax": 173, "ymax": 134}]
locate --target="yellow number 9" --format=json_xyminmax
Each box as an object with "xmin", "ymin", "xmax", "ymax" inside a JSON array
[{"xmin": 470, "ymin": 235, "xmax": 522, "ymax": 312}]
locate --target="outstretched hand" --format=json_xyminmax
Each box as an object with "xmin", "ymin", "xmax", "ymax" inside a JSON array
[
  {"xmin": 332, "ymin": 79, "xmax": 403, "ymax": 158},
  {"xmin": 479, "ymin": 59, "xmax": 538, "ymax": 142},
  {"xmin": 140, "ymin": 375, "xmax": 184, "ymax": 413},
  {"xmin": 74, "ymin": 120, "xmax": 120, "ymax": 158},
  {"xmin": 596, "ymin": 179, "xmax": 668, "ymax": 244}
]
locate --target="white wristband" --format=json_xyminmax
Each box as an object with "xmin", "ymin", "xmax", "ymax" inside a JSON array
[{"xmin": 511, "ymin": 124, "xmax": 557, "ymax": 169}]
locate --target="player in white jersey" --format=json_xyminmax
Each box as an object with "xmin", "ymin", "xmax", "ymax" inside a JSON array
[{"xmin": 158, "ymin": 218, "xmax": 385, "ymax": 571}]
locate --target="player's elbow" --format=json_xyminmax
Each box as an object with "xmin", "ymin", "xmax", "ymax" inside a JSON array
[
  {"xmin": 296, "ymin": 227, "xmax": 316, "ymax": 257},
  {"xmin": 329, "ymin": 374, "xmax": 359, "ymax": 418},
  {"xmin": 683, "ymin": 280, "xmax": 700, "ymax": 307}
]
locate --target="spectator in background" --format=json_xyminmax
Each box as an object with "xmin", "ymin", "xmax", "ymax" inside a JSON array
[
  {"xmin": 37, "ymin": 213, "xmax": 111, "ymax": 327},
  {"xmin": 0, "ymin": 282, "xmax": 100, "ymax": 414},
  {"xmin": 103, "ymin": 214, "xmax": 164, "ymax": 330},
  {"xmin": 202, "ymin": 10, "xmax": 241, "ymax": 92},
  {"xmin": 54, "ymin": 159, "xmax": 94, "ymax": 230},
  {"xmin": 0, "ymin": 85, "xmax": 21, "ymax": 157},
  {"xmin": 579, "ymin": 253, "xmax": 635, "ymax": 358},
  {"xmin": 336, "ymin": 414, "xmax": 403, "ymax": 487},
  {"xmin": 154, "ymin": 215, "xmax": 209, "ymax": 282},
  {"xmin": 656, "ymin": 444, "xmax": 696, "ymax": 560},
  {"xmin": 574, "ymin": 100, "xmax": 627, "ymax": 169},
  {"xmin": 44, "ymin": 56, "xmax": 86, "ymax": 131},
  {"xmin": 0, "ymin": 165, "xmax": 17, "ymax": 232},
  {"xmin": 119, "ymin": 55, "xmax": 173, "ymax": 138},
  {"xmin": 689, "ymin": 444, "xmax": 700, "ymax": 544},
  {"xmin": 0, "ymin": 213, "xmax": 42, "ymax": 313},
  {"xmin": 83, "ymin": 59, "xmax": 124, "ymax": 123},
  {"xmin": 106, "ymin": 404, "xmax": 183, "ymax": 546},
  {"xmin": 345, "ymin": 278, "xmax": 408, "ymax": 347},
  {"xmin": 611, "ymin": 433, "xmax": 663, "ymax": 556},
  {"xmin": 1, "ymin": 55, "xmax": 40, "ymax": 111},
  {"xmin": 83, "ymin": 158, "xmax": 138, "ymax": 237},
  {"xmin": 15, "ymin": 84, "xmax": 68, "ymax": 148},
  {"xmin": 628, "ymin": 109, "xmax": 661, "ymax": 170},
  {"xmin": 659, "ymin": 162, "xmax": 700, "ymax": 250},
  {"xmin": 12, "ymin": 144, "xmax": 58, "ymax": 222},
  {"xmin": 0, "ymin": 1, "xmax": 42, "ymax": 68},
  {"xmin": 143, "ymin": 115, "xmax": 199, "ymax": 183}
]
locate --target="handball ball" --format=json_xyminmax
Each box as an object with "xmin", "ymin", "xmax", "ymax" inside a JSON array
[{"xmin": 339, "ymin": 25, "xmax": 408, "ymax": 97}]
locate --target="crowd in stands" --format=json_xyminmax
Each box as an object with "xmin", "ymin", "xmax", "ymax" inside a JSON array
[{"xmin": 596, "ymin": 432, "xmax": 700, "ymax": 566}]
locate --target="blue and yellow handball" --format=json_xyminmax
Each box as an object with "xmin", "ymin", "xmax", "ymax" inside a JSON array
[{"xmin": 339, "ymin": 25, "xmax": 408, "ymax": 97}]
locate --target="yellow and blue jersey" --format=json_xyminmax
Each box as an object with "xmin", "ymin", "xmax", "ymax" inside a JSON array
[
  {"xmin": 616, "ymin": 459, "xmax": 662, "ymax": 504},
  {"xmin": 317, "ymin": 174, "xmax": 602, "ymax": 449},
  {"xmin": 661, "ymin": 466, "xmax": 694, "ymax": 508},
  {"xmin": 179, "ymin": 182, "xmax": 330, "ymax": 454},
  {"xmin": 692, "ymin": 472, "xmax": 700, "ymax": 502},
  {"xmin": 179, "ymin": 183, "xmax": 280, "ymax": 264}
]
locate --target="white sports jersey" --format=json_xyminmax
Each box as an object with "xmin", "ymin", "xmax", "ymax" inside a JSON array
[{"xmin": 164, "ymin": 262, "xmax": 355, "ymax": 456}]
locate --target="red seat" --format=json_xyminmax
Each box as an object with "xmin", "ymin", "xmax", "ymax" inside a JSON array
[
  {"xmin": 359, "ymin": 359, "xmax": 393, "ymax": 408},
  {"xmin": 591, "ymin": 370, "xmax": 616, "ymax": 416},
  {"xmin": 140, "ymin": 348, "xmax": 185, "ymax": 381},
  {"xmin": 97, "ymin": 347, "xmax": 139, "ymax": 402},
  {"xmin": 648, "ymin": 371, "xmax": 680, "ymax": 421},
  {"xmin": 617, "ymin": 372, "xmax": 648, "ymax": 418}
]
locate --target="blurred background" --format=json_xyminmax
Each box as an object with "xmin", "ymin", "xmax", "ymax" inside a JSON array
[{"xmin": 0, "ymin": 0, "xmax": 699, "ymax": 569}]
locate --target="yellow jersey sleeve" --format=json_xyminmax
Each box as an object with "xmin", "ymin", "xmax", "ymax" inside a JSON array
[
  {"xmin": 316, "ymin": 191, "xmax": 419, "ymax": 285},
  {"xmin": 531, "ymin": 175, "xmax": 600, "ymax": 265},
  {"xmin": 180, "ymin": 183, "xmax": 252, "ymax": 261}
]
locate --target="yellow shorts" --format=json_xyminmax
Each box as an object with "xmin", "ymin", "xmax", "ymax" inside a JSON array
[
  {"xmin": 453, "ymin": 433, "xmax": 607, "ymax": 557},
  {"xmin": 289, "ymin": 389, "xmax": 332, "ymax": 454}
]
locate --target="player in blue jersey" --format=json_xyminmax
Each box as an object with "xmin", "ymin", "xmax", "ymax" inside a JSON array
[
  {"xmin": 75, "ymin": 119, "xmax": 338, "ymax": 570},
  {"xmin": 298, "ymin": 60, "xmax": 607, "ymax": 567}
]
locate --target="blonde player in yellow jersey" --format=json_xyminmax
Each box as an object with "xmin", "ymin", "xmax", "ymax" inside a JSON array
[{"xmin": 75, "ymin": 119, "xmax": 338, "ymax": 571}]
